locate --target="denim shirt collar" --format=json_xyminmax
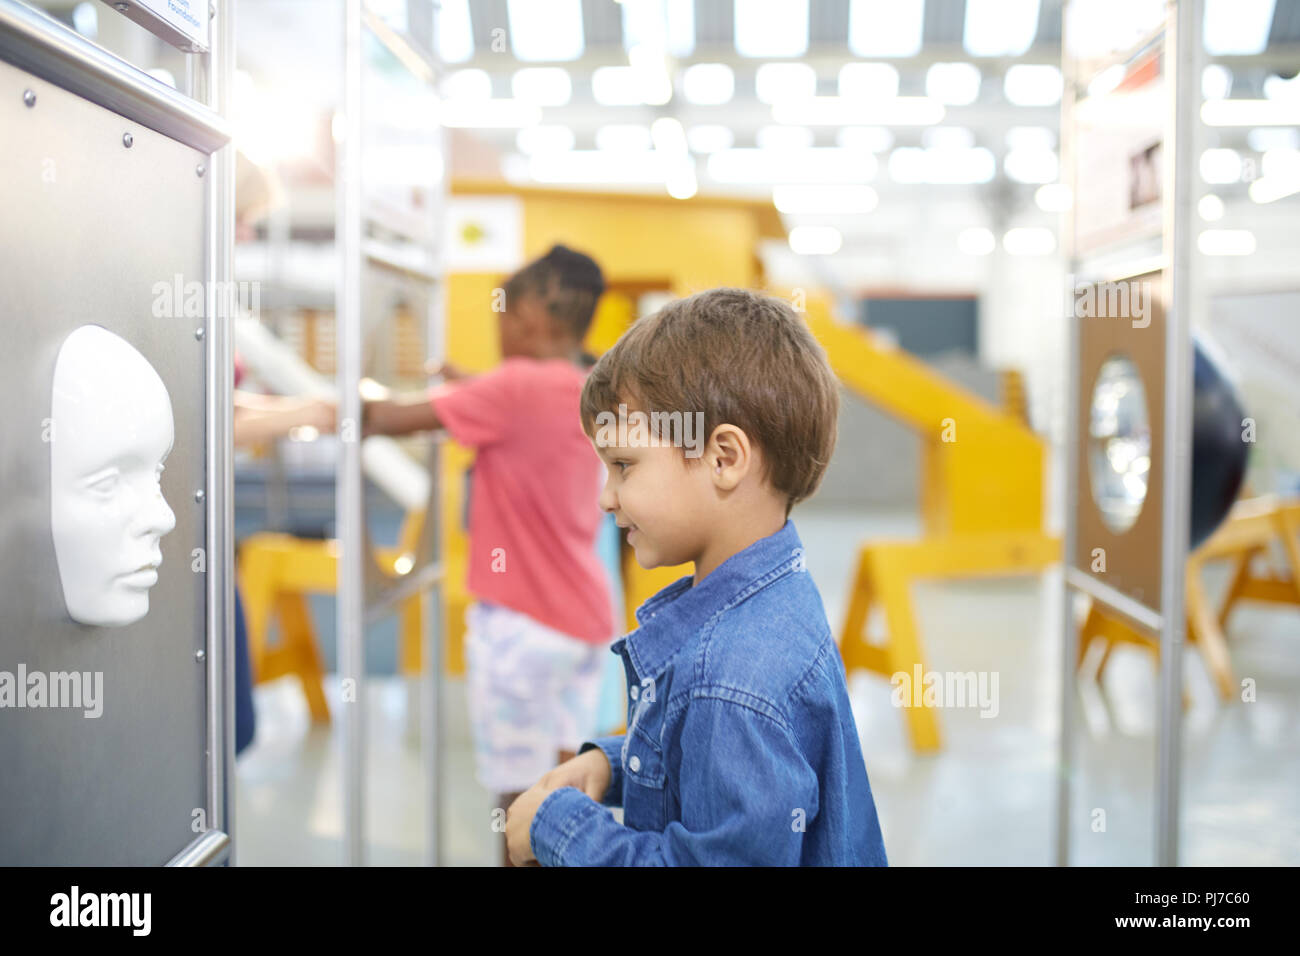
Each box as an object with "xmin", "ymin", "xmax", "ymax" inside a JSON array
[{"xmin": 615, "ymin": 519, "xmax": 807, "ymax": 681}]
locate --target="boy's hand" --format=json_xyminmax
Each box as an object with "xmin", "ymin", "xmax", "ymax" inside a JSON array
[
  {"xmin": 504, "ymin": 749, "xmax": 613, "ymax": 866},
  {"xmin": 537, "ymin": 747, "xmax": 612, "ymax": 802}
]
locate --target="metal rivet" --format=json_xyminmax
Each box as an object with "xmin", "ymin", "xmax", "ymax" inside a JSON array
[
  {"xmin": 114, "ymin": 2, "xmax": 129, "ymax": 11},
  {"xmin": 196, "ymin": 162, "xmax": 206, "ymax": 177},
  {"xmin": 195, "ymin": 326, "xmax": 205, "ymax": 340},
  {"xmin": 122, "ymin": 131, "xmax": 133, "ymax": 148},
  {"xmin": 194, "ymin": 489, "xmax": 205, "ymax": 503},
  {"xmin": 195, "ymin": 649, "xmax": 206, "ymax": 661},
  {"xmin": 23, "ymin": 89, "xmax": 35, "ymax": 107}
]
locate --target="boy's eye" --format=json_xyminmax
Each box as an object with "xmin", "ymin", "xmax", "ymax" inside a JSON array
[{"xmin": 612, "ymin": 460, "xmax": 630, "ymax": 473}]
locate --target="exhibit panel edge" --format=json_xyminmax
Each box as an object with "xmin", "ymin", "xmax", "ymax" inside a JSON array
[{"xmin": 0, "ymin": 0, "xmax": 235, "ymax": 866}]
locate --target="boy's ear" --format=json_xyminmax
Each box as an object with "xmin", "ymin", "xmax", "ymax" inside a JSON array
[{"xmin": 706, "ymin": 424, "xmax": 753, "ymax": 492}]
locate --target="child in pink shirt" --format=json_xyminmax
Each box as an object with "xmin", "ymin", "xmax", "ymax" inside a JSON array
[{"xmin": 364, "ymin": 246, "xmax": 614, "ymax": 865}]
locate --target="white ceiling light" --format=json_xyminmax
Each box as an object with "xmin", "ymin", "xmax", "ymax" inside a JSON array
[
  {"xmin": 1197, "ymin": 229, "xmax": 1256, "ymax": 254},
  {"xmin": 757, "ymin": 126, "xmax": 816, "ymax": 150},
  {"xmin": 1002, "ymin": 226, "xmax": 1056, "ymax": 255},
  {"xmin": 1249, "ymin": 147, "xmax": 1300, "ymax": 202},
  {"xmin": 511, "ymin": 68, "xmax": 572, "ymax": 106},
  {"xmin": 682, "ymin": 63, "xmax": 735, "ymax": 105},
  {"xmin": 435, "ymin": 0, "xmax": 473, "ymax": 63},
  {"xmin": 622, "ymin": 0, "xmax": 697, "ymax": 58},
  {"xmin": 774, "ymin": 184, "xmax": 878, "ymax": 214},
  {"xmin": 773, "ymin": 96, "xmax": 945, "ymax": 125},
  {"xmin": 530, "ymin": 150, "xmax": 669, "ymax": 184},
  {"xmin": 957, "ymin": 227, "xmax": 996, "ymax": 255},
  {"xmin": 965, "ymin": 0, "xmax": 1039, "ymax": 57},
  {"xmin": 1065, "ymin": 0, "xmax": 1165, "ymax": 59},
  {"xmin": 709, "ymin": 147, "xmax": 877, "ymax": 183},
  {"xmin": 596, "ymin": 124, "xmax": 654, "ymax": 152},
  {"xmin": 1202, "ymin": 64, "xmax": 1233, "ymax": 100},
  {"xmin": 848, "ymin": 0, "xmax": 923, "ymax": 57},
  {"xmin": 440, "ymin": 99, "xmax": 542, "ymax": 128},
  {"xmin": 592, "ymin": 66, "xmax": 643, "ymax": 105},
  {"xmin": 441, "ymin": 68, "xmax": 491, "ymax": 101},
  {"xmin": 628, "ymin": 43, "xmax": 673, "ymax": 105},
  {"xmin": 926, "ymin": 63, "xmax": 982, "ymax": 106},
  {"xmin": 1203, "ymin": 0, "xmax": 1276, "ymax": 56},
  {"xmin": 1248, "ymin": 127, "xmax": 1300, "ymax": 152},
  {"xmin": 1200, "ymin": 148, "xmax": 1243, "ymax": 183},
  {"xmin": 517, "ymin": 125, "xmax": 576, "ymax": 154},
  {"xmin": 1263, "ymin": 72, "xmax": 1300, "ymax": 101},
  {"xmin": 1005, "ymin": 126, "xmax": 1055, "ymax": 151},
  {"xmin": 838, "ymin": 63, "xmax": 899, "ymax": 100},
  {"xmin": 756, "ymin": 62, "xmax": 817, "ymax": 104},
  {"xmin": 72, "ymin": 1, "xmax": 97, "ymax": 38},
  {"xmin": 1004, "ymin": 65, "xmax": 1062, "ymax": 106},
  {"xmin": 666, "ymin": 164, "xmax": 699, "ymax": 199},
  {"xmin": 889, "ymin": 147, "xmax": 996, "ymax": 184},
  {"xmin": 1202, "ymin": 99, "xmax": 1300, "ymax": 125},
  {"xmin": 1197, "ymin": 194, "xmax": 1225, "ymax": 220},
  {"xmin": 687, "ymin": 125, "xmax": 736, "ymax": 153},
  {"xmin": 734, "ymin": 0, "xmax": 809, "ymax": 57},
  {"xmin": 922, "ymin": 126, "xmax": 975, "ymax": 150},
  {"xmin": 651, "ymin": 116, "xmax": 689, "ymax": 154},
  {"xmin": 507, "ymin": 0, "xmax": 584, "ymax": 61},
  {"xmin": 1005, "ymin": 148, "xmax": 1059, "ymax": 184},
  {"xmin": 789, "ymin": 226, "xmax": 842, "ymax": 255},
  {"xmin": 837, "ymin": 126, "xmax": 895, "ymax": 152},
  {"xmin": 1035, "ymin": 183, "xmax": 1073, "ymax": 212}
]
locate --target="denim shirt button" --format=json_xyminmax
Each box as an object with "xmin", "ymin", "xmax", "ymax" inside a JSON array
[
  {"xmin": 630, "ymin": 685, "xmax": 639, "ymax": 701},
  {"xmin": 628, "ymin": 755, "xmax": 641, "ymax": 773}
]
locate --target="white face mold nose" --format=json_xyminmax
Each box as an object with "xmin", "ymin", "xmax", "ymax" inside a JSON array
[{"xmin": 50, "ymin": 325, "xmax": 177, "ymax": 627}]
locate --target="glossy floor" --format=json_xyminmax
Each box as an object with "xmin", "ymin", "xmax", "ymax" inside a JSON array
[{"xmin": 235, "ymin": 506, "xmax": 1300, "ymax": 866}]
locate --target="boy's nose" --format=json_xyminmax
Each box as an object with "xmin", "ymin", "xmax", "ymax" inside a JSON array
[{"xmin": 598, "ymin": 477, "xmax": 617, "ymax": 514}]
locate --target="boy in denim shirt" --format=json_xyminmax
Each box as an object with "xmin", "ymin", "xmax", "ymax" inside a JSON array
[{"xmin": 504, "ymin": 288, "xmax": 888, "ymax": 866}]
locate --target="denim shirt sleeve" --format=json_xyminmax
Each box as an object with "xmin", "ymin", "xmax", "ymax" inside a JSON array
[
  {"xmin": 530, "ymin": 696, "xmax": 818, "ymax": 866},
  {"xmin": 576, "ymin": 735, "xmax": 625, "ymax": 807}
]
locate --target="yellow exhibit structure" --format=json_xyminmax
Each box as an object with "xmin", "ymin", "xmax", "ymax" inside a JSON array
[
  {"xmin": 1077, "ymin": 496, "xmax": 1300, "ymax": 699},
  {"xmin": 803, "ymin": 298, "xmax": 1059, "ymax": 752}
]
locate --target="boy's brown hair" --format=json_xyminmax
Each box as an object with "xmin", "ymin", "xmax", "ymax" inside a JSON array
[{"xmin": 580, "ymin": 288, "xmax": 839, "ymax": 514}]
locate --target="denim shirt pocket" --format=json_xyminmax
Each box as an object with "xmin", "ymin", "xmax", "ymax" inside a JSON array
[{"xmin": 620, "ymin": 726, "xmax": 667, "ymax": 832}]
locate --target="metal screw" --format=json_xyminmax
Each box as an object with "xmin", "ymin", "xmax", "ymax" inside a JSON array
[
  {"xmin": 196, "ymin": 162, "xmax": 206, "ymax": 177},
  {"xmin": 114, "ymin": 2, "xmax": 129, "ymax": 11},
  {"xmin": 194, "ymin": 489, "xmax": 205, "ymax": 503},
  {"xmin": 22, "ymin": 89, "xmax": 35, "ymax": 107},
  {"xmin": 195, "ymin": 326, "xmax": 205, "ymax": 340},
  {"xmin": 195, "ymin": 649, "xmax": 206, "ymax": 662},
  {"xmin": 122, "ymin": 131, "xmax": 133, "ymax": 148}
]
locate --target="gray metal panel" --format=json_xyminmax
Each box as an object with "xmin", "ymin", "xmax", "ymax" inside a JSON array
[
  {"xmin": 0, "ymin": 0, "xmax": 229, "ymax": 153},
  {"xmin": 0, "ymin": 56, "xmax": 209, "ymax": 865}
]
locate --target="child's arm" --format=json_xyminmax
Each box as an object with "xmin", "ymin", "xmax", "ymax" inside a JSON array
[
  {"xmin": 363, "ymin": 393, "xmax": 442, "ymax": 437},
  {"xmin": 529, "ymin": 697, "xmax": 817, "ymax": 866}
]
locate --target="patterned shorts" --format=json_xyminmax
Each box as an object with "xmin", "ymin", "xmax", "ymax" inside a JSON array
[{"xmin": 465, "ymin": 601, "xmax": 606, "ymax": 795}]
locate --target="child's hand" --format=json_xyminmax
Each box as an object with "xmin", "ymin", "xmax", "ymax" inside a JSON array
[
  {"xmin": 504, "ymin": 750, "xmax": 613, "ymax": 865},
  {"xmin": 537, "ymin": 748, "xmax": 612, "ymax": 802}
]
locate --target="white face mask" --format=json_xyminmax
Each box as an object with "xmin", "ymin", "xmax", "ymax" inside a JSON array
[{"xmin": 50, "ymin": 325, "xmax": 177, "ymax": 627}]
